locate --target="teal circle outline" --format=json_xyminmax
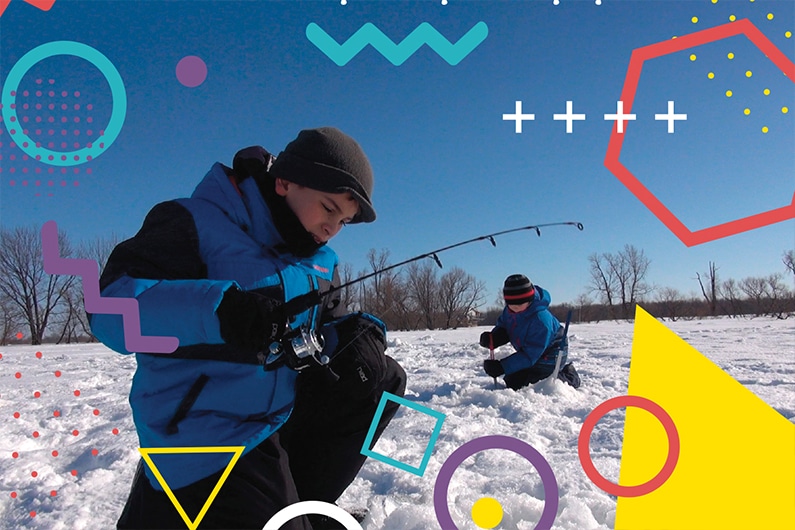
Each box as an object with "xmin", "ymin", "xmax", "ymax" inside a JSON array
[{"xmin": 1, "ymin": 40, "xmax": 127, "ymax": 167}]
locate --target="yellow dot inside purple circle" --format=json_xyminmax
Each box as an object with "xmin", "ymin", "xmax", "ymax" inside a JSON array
[
  {"xmin": 471, "ymin": 497, "xmax": 503, "ymax": 529},
  {"xmin": 176, "ymin": 56, "xmax": 207, "ymax": 88}
]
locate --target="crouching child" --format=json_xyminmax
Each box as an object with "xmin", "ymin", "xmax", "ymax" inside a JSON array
[{"xmin": 480, "ymin": 274, "xmax": 580, "ymax": 390}]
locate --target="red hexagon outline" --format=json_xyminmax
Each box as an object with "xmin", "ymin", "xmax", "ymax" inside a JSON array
[
  {"xmin": 604, "ymin": 19, "xmax": 795, "ymax": 247},
  {"xmin": 0, "ymin": 0, "xmax": 56, "ymax": 18}
]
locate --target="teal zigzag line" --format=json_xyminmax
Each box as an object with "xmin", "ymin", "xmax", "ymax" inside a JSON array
[{"xmin": 305, "ymin": 21, "xmax": 488, "ymax": 66}]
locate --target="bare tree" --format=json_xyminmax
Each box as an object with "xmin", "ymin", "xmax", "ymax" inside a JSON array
[
  {"xmin": 719, "ymin": 278, "xmax": 743, "ymax": 318},
  {"xmin": 573, "ymin": 293, "xmax": 594, "ymax": 323},
  {"xmin": 589, "ymin": 245, "xmax": 651, "ymax": 319},
  {"xmin": 655, "ymin": 287, "xmax": 686, "ymax": 321},
  {"xmin": 696, "ymin": 261, "xmax": 719, "ymax": 316},
  {"xmin": 0, "ymin": 225, "xmax": 76, "ymax": 344},
  {"xmin": 405, "ymin": 261, "xmax": 440, "ymax": 329},
  {"xmin": 784, "ymin": 250, "xmax": 795, "ymax": 278},
  {"xmin": 0, "ymin": 292, "xmax": 22, "ymax": 345},
  {"xmin": 614, "ymin": 244, "xmax": 651, "ymax": 318},
  {"xmin": 739, "ymin": 275, "xmax": 772, "ymax": 316},
  {"xmin": 588, "ymin": 253, "xmax": 617, "ymax": 317},
  {"xmin": 437, "ymin": 267, "xmax": 486, "ymax": 329}
]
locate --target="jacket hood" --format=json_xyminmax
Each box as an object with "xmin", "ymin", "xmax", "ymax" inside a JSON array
[{"xmin": 191, "ymin": 162, "xmax": 283, "ymax": 248}]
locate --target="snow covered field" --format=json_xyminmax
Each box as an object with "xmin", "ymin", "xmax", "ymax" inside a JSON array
[{"xmin": 1, "ymin": 315, "xmax": 793, "ymax": 529}]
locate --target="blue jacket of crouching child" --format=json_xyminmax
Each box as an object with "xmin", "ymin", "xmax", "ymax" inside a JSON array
[
  {"xmin": 89, "ymin": 160, "xmax": 341, "ymax": 491},
  {"xmin": 494, "ymin": 286, "xmax": 566, "ymax": 375}
]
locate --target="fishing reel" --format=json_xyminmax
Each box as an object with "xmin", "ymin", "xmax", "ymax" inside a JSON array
[{"xmin": 263, "ymin": 325, "xmax": 331, "ymax": 372}]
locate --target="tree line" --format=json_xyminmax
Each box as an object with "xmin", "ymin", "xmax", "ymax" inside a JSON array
[{"xmin": 1, "ymin": 226, "xmax": 792, "ymax": 346}]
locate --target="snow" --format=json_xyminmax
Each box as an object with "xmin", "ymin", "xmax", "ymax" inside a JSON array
[{"xmin": 1, "ymin": 316, "xmax": 793, "ymax": 529}]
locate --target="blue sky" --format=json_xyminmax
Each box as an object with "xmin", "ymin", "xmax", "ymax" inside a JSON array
[{"xmin": 0, "ymin": 0, "xmax": 793, "ymax": 306}]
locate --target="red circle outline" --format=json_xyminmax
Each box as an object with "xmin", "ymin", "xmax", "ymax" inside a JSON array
[{"xmin": 578, "ymin": 395, "xmax": 679, "ymax": 497}]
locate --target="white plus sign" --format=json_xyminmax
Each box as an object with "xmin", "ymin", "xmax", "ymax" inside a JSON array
[
  {"xmin": 553, "ymin": 100, "xmax": 586, "ymax": 133},
  {"xmin": 502, "ymin": 101, "xmax": 535, "ymax": 133},
  {"xmin": 604, "ymin": 101, "xmax": 636, "ymax": 133},
  {"xmin": 655, "ymin": 100, "xmax": 687, "ymax": 133}
]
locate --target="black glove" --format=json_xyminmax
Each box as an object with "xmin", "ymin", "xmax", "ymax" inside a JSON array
[
  {"xmin": 483, "ymin": 359, "xmax": 505, "ymax": 378},
  {"xmin": 216, "ymin": 287, "xmax": 288, "ymax": 350},
  {"xmin": 479, "ymin": 331, "xmax": 492, "ymax": 348},
  {"xmin": 305, "ymin": 313, "xmax": 388, "ymax": 399}
]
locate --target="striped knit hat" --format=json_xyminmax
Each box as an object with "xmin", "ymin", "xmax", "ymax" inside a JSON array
[{"xmin": 503, "ymin": 274, "xmax": 536, "ymax": 305}]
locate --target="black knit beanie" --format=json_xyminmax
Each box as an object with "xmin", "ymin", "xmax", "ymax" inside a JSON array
[
  {"xmin": 503, "ymin": 274, "xmax": 536, "ymax": 305},
  {"xmin": 268, "ymin": 127, "xmax": 375, "ymax": 223}
]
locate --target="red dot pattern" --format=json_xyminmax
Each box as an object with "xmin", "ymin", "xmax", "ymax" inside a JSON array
[{"xmin": 7, "ymin": 340, "xmax": 121, "ymax": 511}]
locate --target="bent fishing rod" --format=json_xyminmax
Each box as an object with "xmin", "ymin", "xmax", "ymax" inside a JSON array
[{"xmin": 326, "ymin": 220, "xmax": 584, "ymax": 298}]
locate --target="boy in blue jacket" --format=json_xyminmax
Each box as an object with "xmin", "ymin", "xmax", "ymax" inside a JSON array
[
  {"xmin": 480, "ymin": 274, "xmax": 580, "ymax": 390},
  {"xmin": 90, "ymin": 127, "xmax": 406, "ymax": 529}
]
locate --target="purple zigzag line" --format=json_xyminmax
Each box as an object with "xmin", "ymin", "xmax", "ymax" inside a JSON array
[{"xmin": 41, "ymin": 220, "xmax": 179, "ymax": 353}]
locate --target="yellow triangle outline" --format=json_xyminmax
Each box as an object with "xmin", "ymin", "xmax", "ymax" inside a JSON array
[{"xmin": 139, "ymin": 446, "xmax": 245, "ymax": 530}]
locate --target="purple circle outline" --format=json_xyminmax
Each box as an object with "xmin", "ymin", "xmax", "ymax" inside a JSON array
[{"xmin": 433, "ymin": 435, "xmax": 559, "ymax": 530}]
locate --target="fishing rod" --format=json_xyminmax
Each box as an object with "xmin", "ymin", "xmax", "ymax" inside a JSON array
[
  {"xmin": 325, "ymin": 221, "xmax": 584, "ymax": 297},
  {"xmin": 264, "ymin": 221, "xmax": 584, "ymax": 373}
]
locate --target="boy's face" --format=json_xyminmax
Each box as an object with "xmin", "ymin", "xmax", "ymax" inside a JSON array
[
  {"xmin": 507, "ymin": 302, "xmax": 531, "ymax": 313},
  {"xmin": 275, "ymin": 178, "xmax": 359, "ymax": 244}
]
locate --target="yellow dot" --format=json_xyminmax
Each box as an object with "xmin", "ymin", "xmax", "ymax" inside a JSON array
[
  {"xmin": 726, "ymin": 90, "xmax": 733, "ymax": 97},
  {"xmin": 707, "ymin": 72, "xmax": 715, "ymax": 79},
  {"xmin": 783, "ymin": 107, "xmax": 790, "ymax": 114},
  {"xmin": 727, "ymin": 52, "xmax": 735, "ymax": 59},
  {"xmin": 762, "ymin": 126, "xmax": 769, "ymax": 133},
  {"xmin": 692, "ymin": 16, "xmax": 698, "ymax": 23},
  {"xmin": 472, "ymin": 497, "xmax": 503, "ymax": 529},
  {"xmin": 763, "ymin": 88, "xmax": 770, "ymax": 95},
  {"xmin": 729, "ymin": 14, "xmax": 736, "ymax": 21},
  {"xmin": 786, "ymin": 31, "xmax": 792, "ymax": 38},
  {"xmin": 745, "ymin": 70, "xmax": 752, "ymax": 77},
  {"xmin": 744, "ymin": 108, "xmax": 751, "ymax": 115},
  {"xmin": 690, "ymin": 54, "xmax": 697, "ymax": 61},
  {"xmin": 711, "ymin": 0, "xmax": 718, "ymax": 3},
  {"xmin": 767, "ymin": 13, "xmax": 774, "ymax": 20}
]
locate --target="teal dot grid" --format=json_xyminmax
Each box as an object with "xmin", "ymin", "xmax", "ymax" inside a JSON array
[
  {"xmin": 360, "ymin": 391, "xmax": 446, "ymax": 477},
  {"xmin": 1, "ymin": 40, "xmax": 127, "ymax": 167}
]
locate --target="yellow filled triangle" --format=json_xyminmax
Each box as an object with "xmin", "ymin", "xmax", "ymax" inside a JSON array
[
  {"xmin": 139, "ymin": 446, "xmax": 245, "ymax": 530},
  {"xmin": 615, "ymin": 307, "xmax": 795, "ymax": 530}
]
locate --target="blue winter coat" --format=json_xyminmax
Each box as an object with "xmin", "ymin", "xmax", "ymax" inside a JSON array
[
  {"xmin": 494, "ymin": 286, "xmax": 565, "ymax": 375},
  {"xmin": 90, "ymin": 162, "xmax": 340, "ymax": 490}
]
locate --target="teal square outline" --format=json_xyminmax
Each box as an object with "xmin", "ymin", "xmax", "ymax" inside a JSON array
[{"xmin": 360, "ymin": 391, "xmax": 446, "ymax": 477}]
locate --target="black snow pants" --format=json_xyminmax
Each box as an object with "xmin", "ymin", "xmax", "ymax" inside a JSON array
[{"xmin": 116, "ymin": 319, "xmax": 407, "ymax": 530}]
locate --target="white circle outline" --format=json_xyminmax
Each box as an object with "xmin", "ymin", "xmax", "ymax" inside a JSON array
[{"xmin": 261, "ymin": 500, "xmax": 363, "ymax": 530}]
